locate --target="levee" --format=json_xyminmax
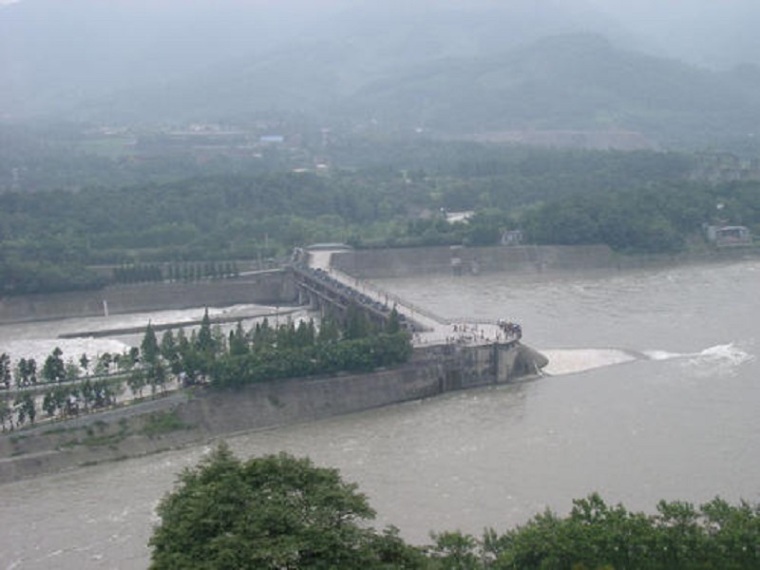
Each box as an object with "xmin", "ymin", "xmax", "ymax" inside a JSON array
[{"xmin": 0, "ymin": 341, "xmax": 547, "ymax": 484}]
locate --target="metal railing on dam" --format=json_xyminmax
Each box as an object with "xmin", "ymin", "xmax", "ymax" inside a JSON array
[
  {"xmin": 289, "ymin": 264, "xmax": 411, "ymax": 330},
  {"xmin": 289, "ymin": 257, "xmax": 522, "ymax": 348}
]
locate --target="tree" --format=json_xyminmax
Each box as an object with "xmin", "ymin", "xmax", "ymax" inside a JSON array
[
  {"xmin": 42, "ymin": 347, "xmax": 65, "ymax": 383},
  {"xmin": 127, "ymin": 368, "xmax": 147, "ymax": 399},
  {"xmin": 64, "ymin": 359, "xmax": 80, "ymax": 382},
  {"xmin": 79, "ymin": 353, "xmax": 90, "ymax": 376},
  {"xmin": 149, "ymin": 445, "xmax": 426, "ymax": 569},
  {"xmin": 345, "ymin": 302, "xmax": 372, "ymax": 340},
  {"xmin": 95, "ymin": 352, "xmax": 112, "ymax": 376},
  {"xmin": 141, "ymin": 322, "xmax": 160, "ymax": 366},
  {"xmin": 386, "ymin": 308, "xmax": 402, "ymax": 334},
  {"xmin": 228, "ymin": 321, "xmax": 249, "ymax": 357},
  {"xmin": 147, "ymin": 361, "xmax": 168, "ymax": 395},
  {"xmin": 0, "ymin": 398, "xmax": 12, "ymax": 431},
  {"xmin": 15, "ymin": 358, "xmax": 30, "ymax": 387},
  {"xmin": 160, "ymin": 330, "xmax": 183, "ymax": 375},
  {"xmin": 457, "ymin": 493, "xmax": 760, "ymax": 570},
  {"xmin": 14, "ymin": 392, "xmax": 36, "ymax": 426},
  {"xmin": 0, "ymin": 352, "xmax": 12, "ymax": 389},
  {"xmin": 196, "ymin": 308, "xmax": 215, "ymax": 354}
]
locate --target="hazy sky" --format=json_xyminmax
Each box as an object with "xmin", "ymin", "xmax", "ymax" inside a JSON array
[
  {"xmin": 2, "ymin": 0, "xmax": 758, "ymax": 120},
  {"xmin": 3, "ymin": 0, "xmax": 758, "ymax": 70}
]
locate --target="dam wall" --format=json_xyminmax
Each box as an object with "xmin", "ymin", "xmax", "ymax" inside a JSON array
[
  {"xmin": 0, "ymin": 272, "xmax": 297, "ymax": 324},
  {"xmin": 331, "ymin": 244, "xmax": 618, "ymax": 278},
  {"xmin": 0, "ymin": 342, "xmax": 546, "ymax": 483}
]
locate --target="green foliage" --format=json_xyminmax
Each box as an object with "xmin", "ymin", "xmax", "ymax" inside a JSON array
[
  {"xmin": 0, "ymin": 353, "xmax": 12, "ymax": 389},
  {"xmin": 148, "ymin": 448, "xmax": 760, "ymax": 570},
  {"xmin": 141, "ymin": 322, "xmax": 160, "ymax": 365},
  {"xmin": 429, "ymin": 531, "xmax": 482, "ymax": 569},
  {"xmin": 471, "ymin": 493, "xmax": 760, "ymax": 570},
  {"xmin": 41, "ymin": 347, "xmax": 65, "ymax": 384},
  {"xmin": 13, "ymin": 392, "xmax": 36, "ymax": 426},
  {"xmin": 210, "ymin": 331, "xmax": 412, "ymax": 388},
  {"xmin": 140, "ymin": 411, "xmax": 190, "ymax": 438},
  {"xmin": 149, "ymin": 445, "xmax": 426, "ymax": 569},
  {"xmin": 523, "ymin": 181, "xmax": 760, "ymax": 253},
  {"xmin": 0, "ymin": 398, "xmax": 12, "ymax": 431}
]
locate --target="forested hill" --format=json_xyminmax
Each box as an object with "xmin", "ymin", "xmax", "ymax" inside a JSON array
[
  {"xmin": 4, "ymin": 0, "xmax": 760, "ymax": 151},
  {"xmin": 339, "ymin": 34, "xmax": 760, "ymax": 147},
  {"xmin": 57, "ymin": 34, "xmax": 760, "ymax": 150}
]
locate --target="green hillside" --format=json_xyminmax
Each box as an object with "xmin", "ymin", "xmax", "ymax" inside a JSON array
[
  {"xmin": 338, "ymin": 34, "xmax": 760, "ymax": 147},
  {"xmin": 63, "ymin": 33, "xmax": 760, "ymax": 151}
]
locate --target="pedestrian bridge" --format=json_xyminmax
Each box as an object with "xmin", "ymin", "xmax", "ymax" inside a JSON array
[{"xmin": 290, "ymin": 248, "xmax": 522, "ymax": 348}]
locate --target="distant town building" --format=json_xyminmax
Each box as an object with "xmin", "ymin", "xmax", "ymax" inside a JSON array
[
  {"xmin": 501, "ymin": 230, "xmax": 524, "ymax": 246},
  {"xmin": 259, "ymin": 135, "xmax": 285, "ymax": 144},
  {"xmin": 443, "ymin": 210, "xmax": 474, "ymax": 224},
  {"xmin": 705, "ymin": 225, "xmax": 752, "ymax": 247}
]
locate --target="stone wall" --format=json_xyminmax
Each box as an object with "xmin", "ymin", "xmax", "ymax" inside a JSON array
[
  {"xmin": 0, "ymin": 271, "xmax": 297, "ymax": 324},
  {"xmin": 0, "ymin": 342, "xmax": 547, "ymax": 483},
  {"xmin": 331, "ymin": 245, "xmax": 618, "ymax": 278}
]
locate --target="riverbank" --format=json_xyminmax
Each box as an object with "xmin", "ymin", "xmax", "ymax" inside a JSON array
[
  {"xmin": 1, "ymin": 245, "xmax": 755, "ymax": 325},
  {"xmin": 0, "ymin": 342, "xmax": 547, "ymax": 484},
  {"xmin": 331, "ymin": 243, "xmax": 760, "ymax": 278},
  {"xmin": 0, "ymin": 270, "xmax": 296, "ymax": 325}
]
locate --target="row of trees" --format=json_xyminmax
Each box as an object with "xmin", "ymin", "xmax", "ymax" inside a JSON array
[
  {"xmin": 147, "ymin": 306, "xmax": 411, "ymax": 390},
  {"xmin": 1, "ymin": 307, "xmax": 412, "ymax": 429},
  {"xmin": 112, "ymin": 261, "xmax": 242, "ymax": 285},
  {"xmin": 0, "ymin": 380, "xmax": 121, "ymax": 432},
  {"xmin": 521, "ymin": 181, "xmax": 760, "ymax": 253},
  {"xmin": 149, "ymin": 445, "xmax": 760, "ymax": 569},
  {"xmin": 0, "ymin": 348, "xmax": 134, "ymax": 390}
]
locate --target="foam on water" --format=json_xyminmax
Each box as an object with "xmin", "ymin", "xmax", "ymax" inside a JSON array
[
  {"xmin": 643, "ymin": 343, "xmax": 753, "ymax": 365},
  {"xmin": 0, "ymin": 337, "xmax": 130, "ymax": 367},
  {"xmin": 643, "ymin": 350, "xmax": 684, "ymax": 361},
  {"xmin": 684, "ymin": 343, "xmax": 755, "ymax": 378},
  {"xmin": 541, "ymin": 343, "xmax": 754, "ymax": 378},
  {"xmin": 539, "ymin": 348, "xmax": 637, "ymax": 376},
  {"xmin": 640, "ymin": 342, "xmax": 755, "ymax": 378}
]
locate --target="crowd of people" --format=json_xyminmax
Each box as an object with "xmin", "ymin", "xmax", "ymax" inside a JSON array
[{"xmin": 497, "ymin": 319, "xmax": 522, "ymax": 340}]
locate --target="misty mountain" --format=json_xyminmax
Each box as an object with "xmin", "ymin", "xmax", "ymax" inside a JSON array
[
  {"xmin": 0, "ymin": 0, "xmax": 630, "ymax": 120},
  {"xmin": 54, "ymin": 33, "xmax": 760, "ymax": 150},
  {"xmin": 587, "ymin": 0, "xmax": 760, "ymax": 70},
  {"xmin": 3, "ymin": 0, "xmax": 760, "ymax": 150},
  {"xmin": 337, "ymin": 34, "xmax": 760, "ymax": 147}
]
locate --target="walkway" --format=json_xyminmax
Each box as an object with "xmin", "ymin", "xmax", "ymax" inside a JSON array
[{"xmin": 306, "ymin": 250, "xmax": 521, "ymax": 348}]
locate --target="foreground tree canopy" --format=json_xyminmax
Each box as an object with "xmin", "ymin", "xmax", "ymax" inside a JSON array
[
  {"xmin": 150, "ymin": 446, "xmax": 760, "ymax": 569},
  {"xmin": 149, "ymin": 444, "xmax": 425, "ymax": 569}
]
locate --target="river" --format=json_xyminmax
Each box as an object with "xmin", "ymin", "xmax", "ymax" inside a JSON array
[{"xmin": 1, "ymin": 259, "xmax": 758, "ymax": 569}]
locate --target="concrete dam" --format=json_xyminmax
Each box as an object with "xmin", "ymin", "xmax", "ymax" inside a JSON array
[{"xmin": 0, "ymin": 246, "xmax": 549, "ymax": 482}]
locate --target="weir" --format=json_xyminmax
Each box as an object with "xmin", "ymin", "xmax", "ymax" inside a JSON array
[
  {"xmin": 0, "ymin": 247, "xmax": 549, "ymax": 483},
  {"xmin": 291, "ymin": 247, "xmax": 524, "ymax": 347}
]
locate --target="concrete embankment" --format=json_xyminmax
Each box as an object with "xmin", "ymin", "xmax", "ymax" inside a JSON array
[
  {"xmin": 0, "ymin": 271, "xmax": 296, "ymax": 325},
  {"xmin": 332, "ymin": 244, "xmax": 619, "ymax": 278},
  {"xmin": 0, "ymin": 342, "xmax": 547, "ymax": 484},
  {"xmin": 2, "ymin": 244, "xmax": 749, "ymax": 325},
  {"xmin": 332, "ymin": 243, "xmax": 760, "ymax": 278},
  {"xmin": 0, "ymin": 245, "xmax": 560, "ymax": 482}
]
